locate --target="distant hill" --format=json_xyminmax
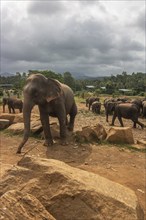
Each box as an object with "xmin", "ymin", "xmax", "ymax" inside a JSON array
[
  {"xmin": 71, "ymin": 72, "xmax": 87, "ymax": 79},
  {"xmin": 0, "ymin": 72, "xmax": 15, "ymax": 77},
  {"xmin": 72, "ymin": 72, "xmax": 109, "ymax": 80}
]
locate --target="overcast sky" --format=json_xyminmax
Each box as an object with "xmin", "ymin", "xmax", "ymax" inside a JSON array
[{"xmin": 1, "ymin": 1, "xmax": 145, "ymax": 77}]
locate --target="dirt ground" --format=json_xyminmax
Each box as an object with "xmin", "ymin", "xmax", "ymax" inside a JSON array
[{"xmin": 0, "ymin": 102, "xmax": 146, "ymax": 217}]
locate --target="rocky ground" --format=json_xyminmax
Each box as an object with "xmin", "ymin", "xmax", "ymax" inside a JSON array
[{"xmin": 0, "ymin": 102, "xmax": 146, "ymax": 219}]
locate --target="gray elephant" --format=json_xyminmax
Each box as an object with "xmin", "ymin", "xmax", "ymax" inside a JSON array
[
  {"xmin": 86, "ymin": 97, "xmax": 100, "ymax": 110},
  {"xmin": 111, "ymin": 103, "xmax": 144, "ymax": 129},
  {"xmin": 2, "ymin": 97, "xmax": 23, "ymax": 113},
  {"xmin": 17, "ymin": 73, "xmax": 77, "ymax": 154},
  {"xmin": 91, "ymin": 101, "xmax": 101, "ymax": 114},
  {"xmin": 104, "ymin": 98, "xmax": 128, "ymax": 122},
  {"xmin": 104, "ymin": 98, "xmax": 118, "ymax": 122}
]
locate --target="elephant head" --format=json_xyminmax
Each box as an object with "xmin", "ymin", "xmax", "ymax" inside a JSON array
[
  {"xmin": 17, "ymin": 74, "xmax": 62, "ymax": 153},
  {"xmin": 24, "ymin": 74, "xmax": 62, "ymax": 105}
]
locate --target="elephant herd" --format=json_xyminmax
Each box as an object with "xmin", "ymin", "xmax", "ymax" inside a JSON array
[
  {"xmin": 1, "ymin": 73, "xmax": 146, "ymax": 154},
  {"xmin": 86, "ymin": 96, "xmax": 146, "ymax": 129}
]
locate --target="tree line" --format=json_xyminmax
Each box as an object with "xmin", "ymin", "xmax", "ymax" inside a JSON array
[{"xmin": 0, "ymin": 70, "xmax": 146, "ymax": 96}]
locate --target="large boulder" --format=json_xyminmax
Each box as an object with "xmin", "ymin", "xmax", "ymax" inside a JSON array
[
  {"xmin": 75, "ymin": 124, "xmax": 107, "ymax": 142},
  {"xmin": 6, "ymin": 122, "xmax": 24, "ymax": 134},
  {"xmin": 6, "ymin": 121, "xmax": 42, "ymax": 134},
  {"xmin": 0, "ymin": 156, "xmax": 143, "ymax": 220},
  {"xmin": 0, "ymin": 119, "xmax": 10, "ymax": 130},
  {"xmin": 13, "ymin": 113, "xmax": 40, "ymax": 123},
  {"xmin": 106, "ymin": 127, "xmax": 134, "ymax": 144},
  {"xmin": 0, "ymin": 113, "xmax": 15, "ymax": 124},
  {"xmin": 0, "ymin": 190, "xmax": 56, "ymax": 220}
]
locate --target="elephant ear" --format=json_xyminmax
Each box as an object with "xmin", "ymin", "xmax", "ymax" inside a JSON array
[{"xmin": 46, "ymin": 78, "xmax": 62, "ymax": 102}]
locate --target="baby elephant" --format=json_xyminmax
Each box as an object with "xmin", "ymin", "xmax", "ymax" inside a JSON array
[
  {"xmin": 91, "ymin": 101, "xmax": 101, "ymax": 114},
  {"xmin": 86, "ymin": 97, "xmax": 100, "ymax": 110},
  {"xmin": 111, "ymin": 103, "xmax": 144, "ymax": 129},
  {"xmin": 3, "ymin": 97, "xmax": 23, "ymax": 113}
]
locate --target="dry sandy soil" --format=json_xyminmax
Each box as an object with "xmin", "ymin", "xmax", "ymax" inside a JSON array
[{"xmin": 0, "ymin": 102, "xmax": 146, "ymax": 217}]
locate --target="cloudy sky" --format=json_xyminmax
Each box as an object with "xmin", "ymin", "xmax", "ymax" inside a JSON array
[{"xmin": 1, "ymin": 1, "xmax": 145, "ymax": 77}]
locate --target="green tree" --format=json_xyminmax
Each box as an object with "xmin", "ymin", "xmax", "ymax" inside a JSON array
[{"xmin": 63, "ymin": 72, "xmax": 75, "ymax": 90}]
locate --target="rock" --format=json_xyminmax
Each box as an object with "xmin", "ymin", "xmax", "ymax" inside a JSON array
[
  {"xmin": 75, "ymin": 124, "xmax": 107, "ymax": 142},
  {"xmin": 0, "ymin": 114, "xmax": 15, "ymax": 124},
  {"xmin": 6, "ymin": 121, "xmax": 42, "ymax": 134},
  {"xmin": 93, "ymin": 123, "xmax": 107, "ymax": 140},
  {"xmin": 6, "ymin": 122, "xmax": 24, "ymax": 134},
  {"xmin": 0, "ymin": 156, "xmax": 144, "ymax": 220},
  {"xmin": 75, "ymin": 126, "xmax": 94, "ymax": 142},
  {"xmin": 40, "ymin": 123, "xmax": 60, "ymax": 139},
  {"xmin": 0, "ymin": 190, "xmax": 56, "ymax": 220},
  {"xmin": 0, "ymin": 119, "xmax": 10, "ymax": 130},
  {"xmin": 13, "ymin": 113, "xmax": 24, "ymax": 123},
  {"xmin": 30, "ymin": 113, "xmax": 40, "ymax": 121},
  {"xmin": 31, "ymin": 120, "xmax": 42, "ymax": 134},
  {"xmin": 13, "ymin": 113, "xmax": 40, "ymax": 123},
  {"xmin": 137, "ymin": 139, "xmax": 146, "ymax": 146},
  {"xmin": 106, "ymin": 127, "xmax": 134, "ymax": 144}
]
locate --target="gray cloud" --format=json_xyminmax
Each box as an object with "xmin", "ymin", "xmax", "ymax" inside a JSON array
[
  {"xmin": 28, "ymin": 1, "xmax": 67, "ymax": 16},
  {"xmin": 1, "ymin": 1, "xmax": 145, "ymax": 76}
]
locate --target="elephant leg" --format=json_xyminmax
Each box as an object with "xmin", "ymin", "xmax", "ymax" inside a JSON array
[
  {"xmin": 118, "ymin": 116, "xmax": 124, "ymax": 127},
  {"xmin": 12, "ymin": 107, "xmax": 15, "ymax": 114},
  {"xmin": 98, "ymin": 107, "xmax": 100, "ymax": 114},
  {"xmin": 106, "ymin": 110, "xmax": 109, "ymax": 122},
  {"xmin": 39, "ymin": 106, "xmax": 53, "ymax": 146},
  {"xmin": 133, "ymin": 121, "xmax": 136, "ymax": 128},
  {"xmin": 58, "ymin": 116, "xmax": 67, "ymax": 139},
  {"xmin": 133, "ymin": 120, "xmax": 144, "ymax": 129},
  {"xmin": 57, "ymin": 113, "xmax": 68, "ymax": 145},
  {"xmin": 137, "ymin": 121, "xmax": 144, "ymax": 129},
  {"xmin": 111, "ymin": 112, "xmax": 116, "ymax": 126},
  {"xmin": 68, "ymin": 104, "xmax": 77, "ymax": 131},
  {"xmin": 8, "ymin": 105, "xmax": 11, "ymax": 113},
  {"xmin": 3, "ymin": 104, "xmax": 5, "ymax": 113}
]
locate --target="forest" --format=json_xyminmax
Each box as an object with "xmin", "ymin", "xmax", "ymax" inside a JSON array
[{"xmin": 0, "ymin": 70, "xmax": 146, "ymax": 96}]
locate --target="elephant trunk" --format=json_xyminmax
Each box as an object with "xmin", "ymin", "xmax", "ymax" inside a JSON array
[{"xmin": 16, "ymin": 102, "xmax": 34, "ymax": 153}]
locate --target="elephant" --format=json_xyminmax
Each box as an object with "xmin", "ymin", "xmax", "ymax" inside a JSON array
[
  {"xmin": 104, "ymin": 98, "xmax": 118, "ymax": 122},
  {"xmin": 91, "ymin": 101, "xmax": 101, "ymax": 114},
  {"xmin": 17, "ymin": 73, "xmax": 77, "ymax": 154},
  {"xmin": 2, "ymin": 97, "xmax": 23, "ymax": 113},
  {"xmin": 111, "ymin": 103, "xmax": 144, "ymax": 129},
  {"xmin": 86, "ymin": 97, "xmax": 100, "ymax": 110},
  {"xmin": 104, "ymin": 98, "xmax": 128, "ymax": 122}
]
